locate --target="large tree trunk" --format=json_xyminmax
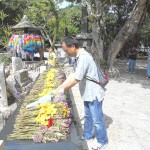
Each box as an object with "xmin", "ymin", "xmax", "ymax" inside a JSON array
[
  {"xmin": 40, "ymin": 29, "xmax": 52, "ymax": 46},
  {"xmin": 91, "ymin": 27, "xmax": 104, "ymax": 62},
  {"xmin": 107, "ymin": 0, "xmax": 149, "ymax": 69},
  {"xmin": 81, "ymin": 4, "xmax": 88, "ymax": 33},
  {"xmin": 51, "ymin": 2, "xmax": 59, "ymax": 47},
  {"xmin": 83, "ymin": 0, "xmax": 104, "ymax": 63},
  {"xmin": 91, "ymin": 0, "xmax": 104, "ymax": 65}
]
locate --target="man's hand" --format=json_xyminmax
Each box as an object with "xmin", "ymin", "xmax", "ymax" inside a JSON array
[
  {"xmin": 56, "ymin": 78, "xmax": 79, "ymax": 95},
  {"xmin": 57, "ymin": 85, "xmax": 65, "ymax": 94}
]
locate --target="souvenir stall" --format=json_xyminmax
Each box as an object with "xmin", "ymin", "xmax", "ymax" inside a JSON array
[{"xmin": 7, "ymin": 15, "xmax": 44, "ymax": 60}]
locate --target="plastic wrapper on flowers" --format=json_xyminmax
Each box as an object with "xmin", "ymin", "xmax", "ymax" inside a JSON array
[
  {"xmin": 8, "ymin": 68, "xmax": 72, "ymax": 143},
  {"xmin": 53, "ymin": 94, "xmax": 67, "ymax": 102}
]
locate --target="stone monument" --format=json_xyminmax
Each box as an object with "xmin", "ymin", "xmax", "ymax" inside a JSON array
[
  {"xmin": 6, "ymin": 57, "xmax": 32, "ymax": 101},
  {"xmin": 12, "ymin": 57, "xmax": 23, "ymax": 73},
  {"xmin": 11, "ymin": 57, "xmax": 31, "ymax": 87},
  {"xmin": 15, "ymin": 69, "xmax": 30, "ymax": 87},
  {"xmin": 76, "ymin": 4, "xmax": 93, "ymax": 53}
]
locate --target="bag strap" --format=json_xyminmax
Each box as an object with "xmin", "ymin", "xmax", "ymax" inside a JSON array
[{"xmin": 85, "ymin": 76, "xmax": 100, "ymax": 85}]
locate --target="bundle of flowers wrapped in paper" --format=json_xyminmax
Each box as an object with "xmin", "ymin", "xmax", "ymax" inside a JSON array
[{"xmin": 8, "ymin": 68, "xmax": 72, "ymax": 143}]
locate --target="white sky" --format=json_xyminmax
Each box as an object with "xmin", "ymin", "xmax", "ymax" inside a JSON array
[{"xmin": 58, "ymin": 1, "xmax": 70, "ymax": 8}]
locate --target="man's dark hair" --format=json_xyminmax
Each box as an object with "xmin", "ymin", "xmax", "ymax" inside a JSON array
[{"xmin": 61, "ymin": 36, "xmax": 79, "ymax": 48}]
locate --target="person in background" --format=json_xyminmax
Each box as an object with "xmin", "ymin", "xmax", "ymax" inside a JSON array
[
  {"xmin": 39, "ymin": 48, "xmax": 44, "ymax": 60},
  {"xmin": 146, "ymin": 51, "xmax": 150, "ymax": 78},
  {"xmin": 126, "ymin": 48, "xmax": 131, "ymax": 66},
  {"xmin": 128, "ymin": 47, "xmax": 138, "ymax": 73},
  {"xmin": 48, "ymin": 47, "xmax": 57, "ymax": 67},
  {"xmin": 29, "ymin": 52, "xmax": 34, "ymax": 61},
  {"xmin": 57, "ymin": 36, "xmax": 108, "ymax": 150}
]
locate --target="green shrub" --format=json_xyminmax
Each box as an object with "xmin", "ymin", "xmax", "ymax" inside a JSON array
[
  {"xmin": 0, "ymin": 53, "xmax": 11, "ymax": 66},
  {"xmin": 100, "ymin": 59, "xmax": 108, "ymax": 70}
]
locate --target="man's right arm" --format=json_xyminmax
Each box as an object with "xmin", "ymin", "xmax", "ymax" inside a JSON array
[{"xmin": 61, "ymin": 73, "xmax": 75, "ymax": 87}]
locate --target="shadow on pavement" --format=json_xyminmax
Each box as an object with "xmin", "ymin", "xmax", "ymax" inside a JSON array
[
  {"xmin": 114, "ymin": 68, "xmax": 150, "ymax": 89},
  {"xmin": 112, "ymin": 59, "xmax": 150, "ymax": 89},
  {"xmin": 104, "ymin": 114, "xmax": 113, "ymax": 129}
]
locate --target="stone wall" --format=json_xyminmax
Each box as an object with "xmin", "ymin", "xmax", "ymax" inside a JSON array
[
  {"xmin": 0, "ymin": 57, "xmax": 48, "ymax": 132},
  {"xmin": 0, "ymin": 63, "xmax": 8, "ymax": 107},
  {"xmin": 0, "ymin": 63, "xmax": 9, "ymax": 133}
]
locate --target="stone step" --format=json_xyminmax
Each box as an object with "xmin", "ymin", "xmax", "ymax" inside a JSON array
[{"xmin": 5, "ymin": 141, "xmax": 80, "ymax": 150}]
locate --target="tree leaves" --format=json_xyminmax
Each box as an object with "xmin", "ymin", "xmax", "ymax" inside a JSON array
[{"xmin": 57, "ymin": 5, "xmax": 81, "ymax": 38}]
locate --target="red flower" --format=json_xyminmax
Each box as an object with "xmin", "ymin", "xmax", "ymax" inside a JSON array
[{"xmin": 47, "ymin": 118, "xmax": 54, "ymax": 128}]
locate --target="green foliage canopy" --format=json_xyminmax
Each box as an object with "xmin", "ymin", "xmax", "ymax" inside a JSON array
[{"xmin": 57, "ymin": 5, "xmax": 81, "ymax": 40}]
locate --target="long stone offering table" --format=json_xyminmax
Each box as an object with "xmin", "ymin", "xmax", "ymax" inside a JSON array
[{"xmin": 0, "ymin": 67, "xmax": 81, "ymax": 150}]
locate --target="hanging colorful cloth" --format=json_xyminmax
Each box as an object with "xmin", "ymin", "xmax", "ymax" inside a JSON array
[
  {"xmin": 23, "ymin": 34, "xmax": 38, "ymax": 53},
  {"xmin": 8, "ymin": 35, "xmax": 14, "ymax": 53},
  {"xmin": 35, "ymin": 35, "xmax": 42, "ymax": 50},
  {"xmin": 8, "ymin": 33, "xmax": 43, "ymax": 57}
]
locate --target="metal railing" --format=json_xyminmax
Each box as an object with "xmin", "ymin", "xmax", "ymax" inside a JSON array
[
  {"xmin": 22, "ymin": 60, "xmax": 46, "ymax": 72},
  {"xmin": 137, "ymin": 48, "xmax": 150, "ymax": 52}
]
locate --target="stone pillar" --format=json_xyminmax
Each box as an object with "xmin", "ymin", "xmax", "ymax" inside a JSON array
[
  {"xmin": 76, "ymin": 2, "xmax": 93, "ymax": 54},
  {"xmin": 40, "ymin": 66, "xmax": 47, "ymax": 74},
  {"xmin": 76, "ymin": 33, "xmax": 93, "ymax": 53},
  {"xmin": 81, "ymin": 4, "xmax": 88, "ymax": 34},
  {"xmin": 0, "ymin": 112, "xmax": 3, "ymax": 132},
  {"xmin": 0, "ymin": 63, "xmax": 8, "ymax": 107},
  {"xmin": 12, "ymin": 57, "xmax": 23, "ymax": 73}
]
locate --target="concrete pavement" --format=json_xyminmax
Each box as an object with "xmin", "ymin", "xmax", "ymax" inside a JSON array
[{"xmin": 64, "ymin": 62, "xmax": 150, "ymax": 150}]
